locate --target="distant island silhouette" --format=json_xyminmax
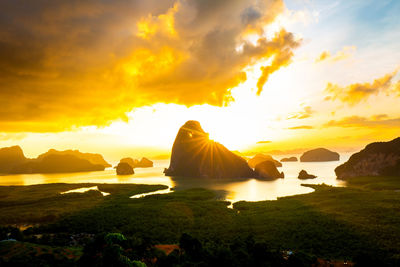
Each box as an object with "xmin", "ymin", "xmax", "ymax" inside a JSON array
[
  {"xmin": 300, "ymin": 148, "xmax": 340, "ymax": 162},
  {"xmin": 0, "ymin": 147, "xmax": 110, "ymax": 174}
]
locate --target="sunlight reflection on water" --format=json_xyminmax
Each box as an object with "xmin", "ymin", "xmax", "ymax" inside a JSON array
[
  {"xmin": 0, "ymin": 154, "xmax": 350, "ymax": 203},
  {"xmin": 60, "ymin": 186, "xmax": 110, "ymax": 196}
]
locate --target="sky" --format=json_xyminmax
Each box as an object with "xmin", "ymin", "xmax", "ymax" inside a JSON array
[{"xmin": 0, "ymin": 0, "xmax": 399, "ymax": 162}]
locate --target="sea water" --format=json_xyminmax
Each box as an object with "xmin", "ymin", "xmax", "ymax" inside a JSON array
[{"xmin": 0, "ymin": 154, "xmax": 350, "ymax": 203}]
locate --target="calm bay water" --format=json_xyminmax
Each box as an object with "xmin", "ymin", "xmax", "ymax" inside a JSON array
[{"xmin": 0, "ymin": 154, "xmax": 350, "ymax": 203}]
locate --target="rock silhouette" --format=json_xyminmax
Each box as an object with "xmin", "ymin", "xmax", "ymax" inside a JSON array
[
  {"xmin": 254, "ymin": 161, "xmax": 284, "ymax": 180},
  {"xmin": 280, "ymin": 156, "xmax": 298, "ymax": 162},
  {"xmin": 116, "ymin": 162, "xmax": 134, "ymax": 175},
  {"xmin": 335, "ymin": 137, "xmax": 400, "ymax": 179},
  {"xmin": 0, "ymin": 146, "xmax": 27, "ymax": 173},
  {"xmin": 164, "ymin": 120, "xmax": 254, "ymax": 178},
  {"xmin": 248, "ymin": 154, "xmax": 282, "ymax": 168},
  {"xmin": 11, "ymin": 154, "xmax": 105, "ymax": 174},
  {"xmin": 298, "ymin": 170, "xmax": 317, "ymax": 179},
  {"xmin": 300, "ymin": 148, "xmax": 340, "ymax": 162}
]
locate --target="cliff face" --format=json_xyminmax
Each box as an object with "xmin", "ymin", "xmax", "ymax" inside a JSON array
[
  {"xmin": 300, "ymin": 148, "xmax": 340, "ymax": 162},
  {"xmin": 335, "ymin": 137, "xmax": 400, "ymax": 180},
  {"xmin": 0, "ymin": 146, "xmax": 27, "ymax": 173},
  {"xmin": 164, "ymin": 121, "xmax": 254, "ymax": 179}
]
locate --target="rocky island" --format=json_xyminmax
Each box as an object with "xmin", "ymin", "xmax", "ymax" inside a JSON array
[
  {"xmin": 115, "ymin": 162, "xmax": 135, "ymax": 175},
  {"xmin": 298, "ymin": 170, "xmax": 317, "ymax": 179},
  {"xmin": 300, "ymin": 148, "xmax": 340, "ymax": 162},
  {"xmin": 37, "ymin": 149, "xmax": 111, "ymax": 168},
  {"xmin": 164, "ymin": 120, "xmax": 255, "ymax": 178},
  {"xmin": 335, "ymin": 137, "xmax": 400, "ymax": 180},
  {"xmin": 120, "ymin": 157, "xmax": 153, "ymax": 168},
  {"xmin": 0, "ymin": 146, "xmax": 108, "ymax": 174}
]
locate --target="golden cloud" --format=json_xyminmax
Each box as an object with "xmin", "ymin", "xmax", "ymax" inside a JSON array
[
  {"xmin": 324, "ymin": 70, "xmax": 398, "ymax": 105},
  {"xmin": 324, "ymin": 114, "xmax": 400, "ymax": 128},
  {"xmin": 315, "ymin": 46, "xmax": 356, "ymax": 63},
  {"xmin": 288, "ymin": 125, "xmax": 314, "ymax": 130},
  {"xmin": 287, "ymin": 106, "xmax": 314, "ymax": 119},
  {"xmin": 0, "ymin": 0, "xmax": 300, "ymax": 132}
]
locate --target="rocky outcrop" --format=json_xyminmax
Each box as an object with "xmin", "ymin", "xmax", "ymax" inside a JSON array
[
  {"xmin": 298, "ymin": 170, "xmax": 317, "ymax": 179},
  {"xmin": 115, "ymin": 162, "xmax": 134, "ymax": 175},
  {"xmin": 120, "ymin": 157, "xmax": 153, "ymax": 168},
  {"xmin": 300, "ymin": 148, "xmax": 340, "ymax": 162},
  {"xmin": 0, "ymin": 146, "xmax": 27, "ymax": 173},
  {"xmin": 37, "ymin": 149, "xmax": 111, "ymax": 167},
  {"xmin": 335, "ymin": 137, "xmax": 400, "ymax": 180},
  {"xmin": 164, "ymin": 120, "xmax": 254, "ymax": 179},
  {"xmin": 11, "ymin": 154, "xmax": 105, "ymax": 174},
  {"xmin": 255, "ymin": 161, "xmax": 284, "ymax": 180},
  {"xmin": 280, "ymin": 156, "xmax": 298, "ymax": 162},
  {"xmin": 248, "ymin": 154, "xmax": 282, "ymax": 168}
]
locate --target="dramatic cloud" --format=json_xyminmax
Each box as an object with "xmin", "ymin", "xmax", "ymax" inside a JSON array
[
  {"xmin": 288, "ymin": 125, "xmax": 314, "ymax": 130},
  {"xmin": 0, "ymin": 0, "xmax": 300, "ymax": 132},
  {"xmin": 315, "ymin": 46, "xmax": 356, "ymax": 63},
  {"xmin": 324, "ymin": 115, "xmax": 400, "ymax": 128},
  {"xmin": 256, "ymin": 140, "xmax": 272, "ymax": 144},
  {"xmin": 324, "ymin": 70, "xmax": 398, "ymax": 105},
  {"xmin": 287, "ymin": 106, "xmax": 314, "ymax": 119}
]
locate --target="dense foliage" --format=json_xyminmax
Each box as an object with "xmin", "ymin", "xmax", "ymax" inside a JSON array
[{"xmin": 1, "ymin": 177, "xmax": 400, "ymax": 266}]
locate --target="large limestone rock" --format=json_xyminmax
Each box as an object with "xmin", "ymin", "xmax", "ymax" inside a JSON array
[
  {"xmin": 335, "ymin": 137, "xmax": 400, "ymax": 180},
  {"xmin": 254, "ymin": 161, "xmax": 284, "ymax": 180},
  {"xmin": 248, "ymin": 154, "xmax": 282, "ymax": 168},
  {"xmin": 11, "ymin": 154, "xmax": 105, "ymax": 174},
  {"xmin": 298, "ymin": 170, "xmax": 317, "ymax": 179},
  {"xmin": 115, "ymin": 162, "xmax": 134, "ymax": 175},
  {"xmin": 280, "ymin": 156, "xmax": 298, "ymax": 162},
  {"xmin": 0, "ymin": 146, "xmax": 27, "ymax": 173},
  {"xmin": 300, "ymin": 148, "xmax": 340, "ymax": 162},
  {"xmin": 164, "ymin": 121, "xmax": 254, "ymax": 178},
  {"xmin": 37, "ymin": 149, "xmax": 111, "ymax": 167}
]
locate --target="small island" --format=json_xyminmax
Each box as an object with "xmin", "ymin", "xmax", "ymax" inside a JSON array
[
  {"xmin": 298, "ymin": 170, "xmax": 317, "ymax": 179},
  {"xmin": 300, "ymin": 148, "xmax": 340, "ymax": 162},
  {"xmin": 120, "ymin": 157, "xmax": 153, "ymax": 168},
  {"xmin": 115, "ymin": 162, "xmax": 134, "ymax": 175},
  {"xmin": 280, "ymin": 156, "xmax": 298, "ymax": 162}
]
